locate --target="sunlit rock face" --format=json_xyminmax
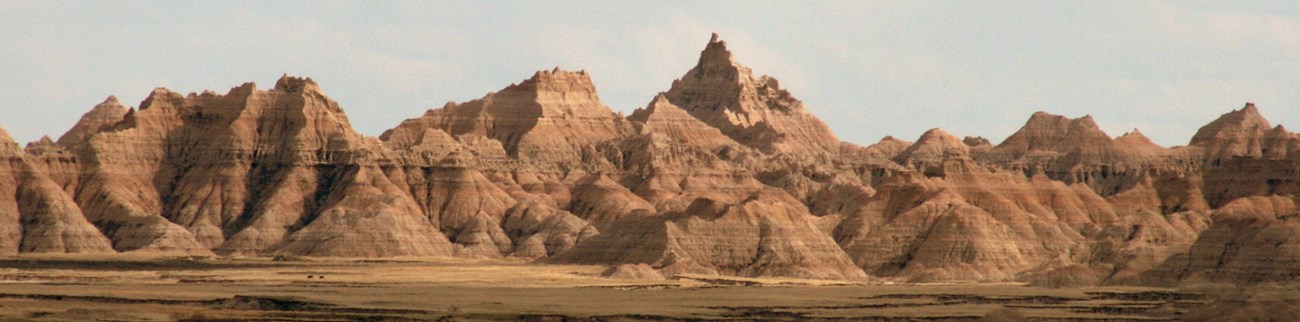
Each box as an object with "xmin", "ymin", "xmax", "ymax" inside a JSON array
[{"xmin": 1, "ymin": 33, "xmax": 1297, "ymax": 285}]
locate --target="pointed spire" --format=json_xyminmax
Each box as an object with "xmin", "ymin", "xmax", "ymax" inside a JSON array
[{"xmin": 697, "ymin": 32, "xmax": 735, "ymax": 69}]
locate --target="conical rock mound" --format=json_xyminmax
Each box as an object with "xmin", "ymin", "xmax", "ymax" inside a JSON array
[
  {"xmin": 1190, "ymin": 103, "xmax": 1273, "ymax": 160},
  {"xmin": 56, "ymin": 95, "xmax": 130, "ymax": 147},
  {"xmin": 897, "ymin": 128, "xmax": 969, "ymax": 163}
]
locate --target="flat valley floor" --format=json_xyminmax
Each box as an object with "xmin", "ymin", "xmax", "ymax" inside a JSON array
[{"xmin": 0, "ymin": 255, "xmax": 1200, "ymax": 321}]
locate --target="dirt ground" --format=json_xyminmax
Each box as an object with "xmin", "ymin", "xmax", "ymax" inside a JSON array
[{"xmin": 0, "ymin": 254, "xmax": 1201, "ymax": 321}]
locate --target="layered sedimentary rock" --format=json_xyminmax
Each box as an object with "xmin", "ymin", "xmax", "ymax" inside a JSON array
[
  {"xmin": 896, "ymin": 128, "xmax": 969, "ymax": 166},
  {"xmin": 863, "ymin": 136, "xmax": 912, "ymax": 160},
  {"xmin": 56, "ymin": 96, "xmax": 130, "ymax": 147},
  {"xmin": 381, "ymin": 69, "xmax": 630, "ymax": 170},
  {"xmin": 627, "ymin": 94, "xmax": 742, "ymax": 154},
  {"xmin": 1193, "ymin": 104, "xmax": 1300, "ymax": 208},
  {"xmin": 0, "ymin": 128, "xmax": 113, "ymax": 254},
  {"xmin": 1140, "ymin": 196, "xmax": 1300, "ymax": 285},
  {"xmin": 0, "ymin": 33, "xmax": 1297, "ymax": 285},
  {"xmin": 554, "ymin": 189, "xmax": 868, "ymax": 280},
  {"xmin": 663, "ymin": 33, "xmax": 840, "ymax": 155},
  {"xmin": 835, "ymin": 159, "xmax": 1103, "ymax": 282},
  {"xmin": 1190, "ymin": 103, "xmax": 1275, "ymax": 160},
  {"xmin": 992, "ymin": 112, "xmax": 1113, "ymax": 157}
]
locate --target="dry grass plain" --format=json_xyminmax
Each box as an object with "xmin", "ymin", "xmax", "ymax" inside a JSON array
[{"xmin": 0, "ymin": 254, "xmax": 1202, "ymax": 321}]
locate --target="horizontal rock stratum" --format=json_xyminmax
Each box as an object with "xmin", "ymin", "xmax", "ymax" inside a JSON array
[{"xmin": 2, "ymin": 33, "xmax": 1298, "ymax": 285}]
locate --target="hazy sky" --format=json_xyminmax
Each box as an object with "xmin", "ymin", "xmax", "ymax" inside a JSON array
[{"xmin": 2, "ymin": 1, "xmax": 1298, "ymax": 147}]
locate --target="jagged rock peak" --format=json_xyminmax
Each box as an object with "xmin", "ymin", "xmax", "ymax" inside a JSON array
[
  {"xmin": 664, "ymin": 33, "xmax": 839, "ymax": 154},
  {"xmin": 55, "ymin": 95, "xmax": 130, "ymax": 147},
  {"xmin": 274, "ymin": 74, "xmax": 321, "ymax": 93},
  {"xmin": 995, "ymin": 111, "xmax": 1112, "ymax": 154},
  {"xmin": 698, "ymin": 32, "xmax": 735, "ymax": 70}
]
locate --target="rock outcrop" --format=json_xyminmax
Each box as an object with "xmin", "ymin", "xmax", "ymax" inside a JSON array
[
  {"xmin": 381, "ymin": 69, "xmax": 630, "ymax": 169},
  {"xmin": 0, "ymin": 33, "xmax": 1297, "ymax": 286},
  {"xmin": 896, "ymin": 128, "xmax": 969, "ymax": 166},
  {"xmin": 554, "ymin": 189, "xmax": 868, "ymax": 280},
  {"xmin": 56, "ymin": 96, "xmax": 130, "ymax": 147},
  {"xmin": 1139, "ymin": 196, "xmax": 1300, "ymax": 285},
  {"xmin": 992, "ymin": 112, "xmax": 1113, "ymax": 157},
  {"xmin": 0, "ymin": 127, "xmax": 113, "ymax": 254},
  {"xmin": 663, "ymin": 33, "xmax": 840, "ymax": 155},
  {"xmin": 1190, "ymin": 103, "xmax": 1275, "ymax": 160}
]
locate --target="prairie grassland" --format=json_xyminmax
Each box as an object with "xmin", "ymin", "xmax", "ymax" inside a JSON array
[{"xmin": 0, "ymin": 254, "xmax": 1198, "ymax": 321}]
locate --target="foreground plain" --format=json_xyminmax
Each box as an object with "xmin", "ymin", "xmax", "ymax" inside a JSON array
[{"xmin": 0, "ymin": 255, "xmax": 1202, "ymax": 321}]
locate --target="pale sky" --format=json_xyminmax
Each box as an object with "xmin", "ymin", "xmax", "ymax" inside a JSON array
[{"xmin": 2, "ymin": 1, "xmax": 1298, "ymax": 147}]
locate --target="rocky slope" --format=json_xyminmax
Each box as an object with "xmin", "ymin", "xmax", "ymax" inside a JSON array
[{"xmin": 0, "ymin": 34, "xmax": 1297, "ymax": 285}]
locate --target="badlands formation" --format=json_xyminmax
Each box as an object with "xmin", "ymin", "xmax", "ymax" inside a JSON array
[{"xmin": 3, "ymin": 34, "xmax": 1298, "ymax": 286}]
